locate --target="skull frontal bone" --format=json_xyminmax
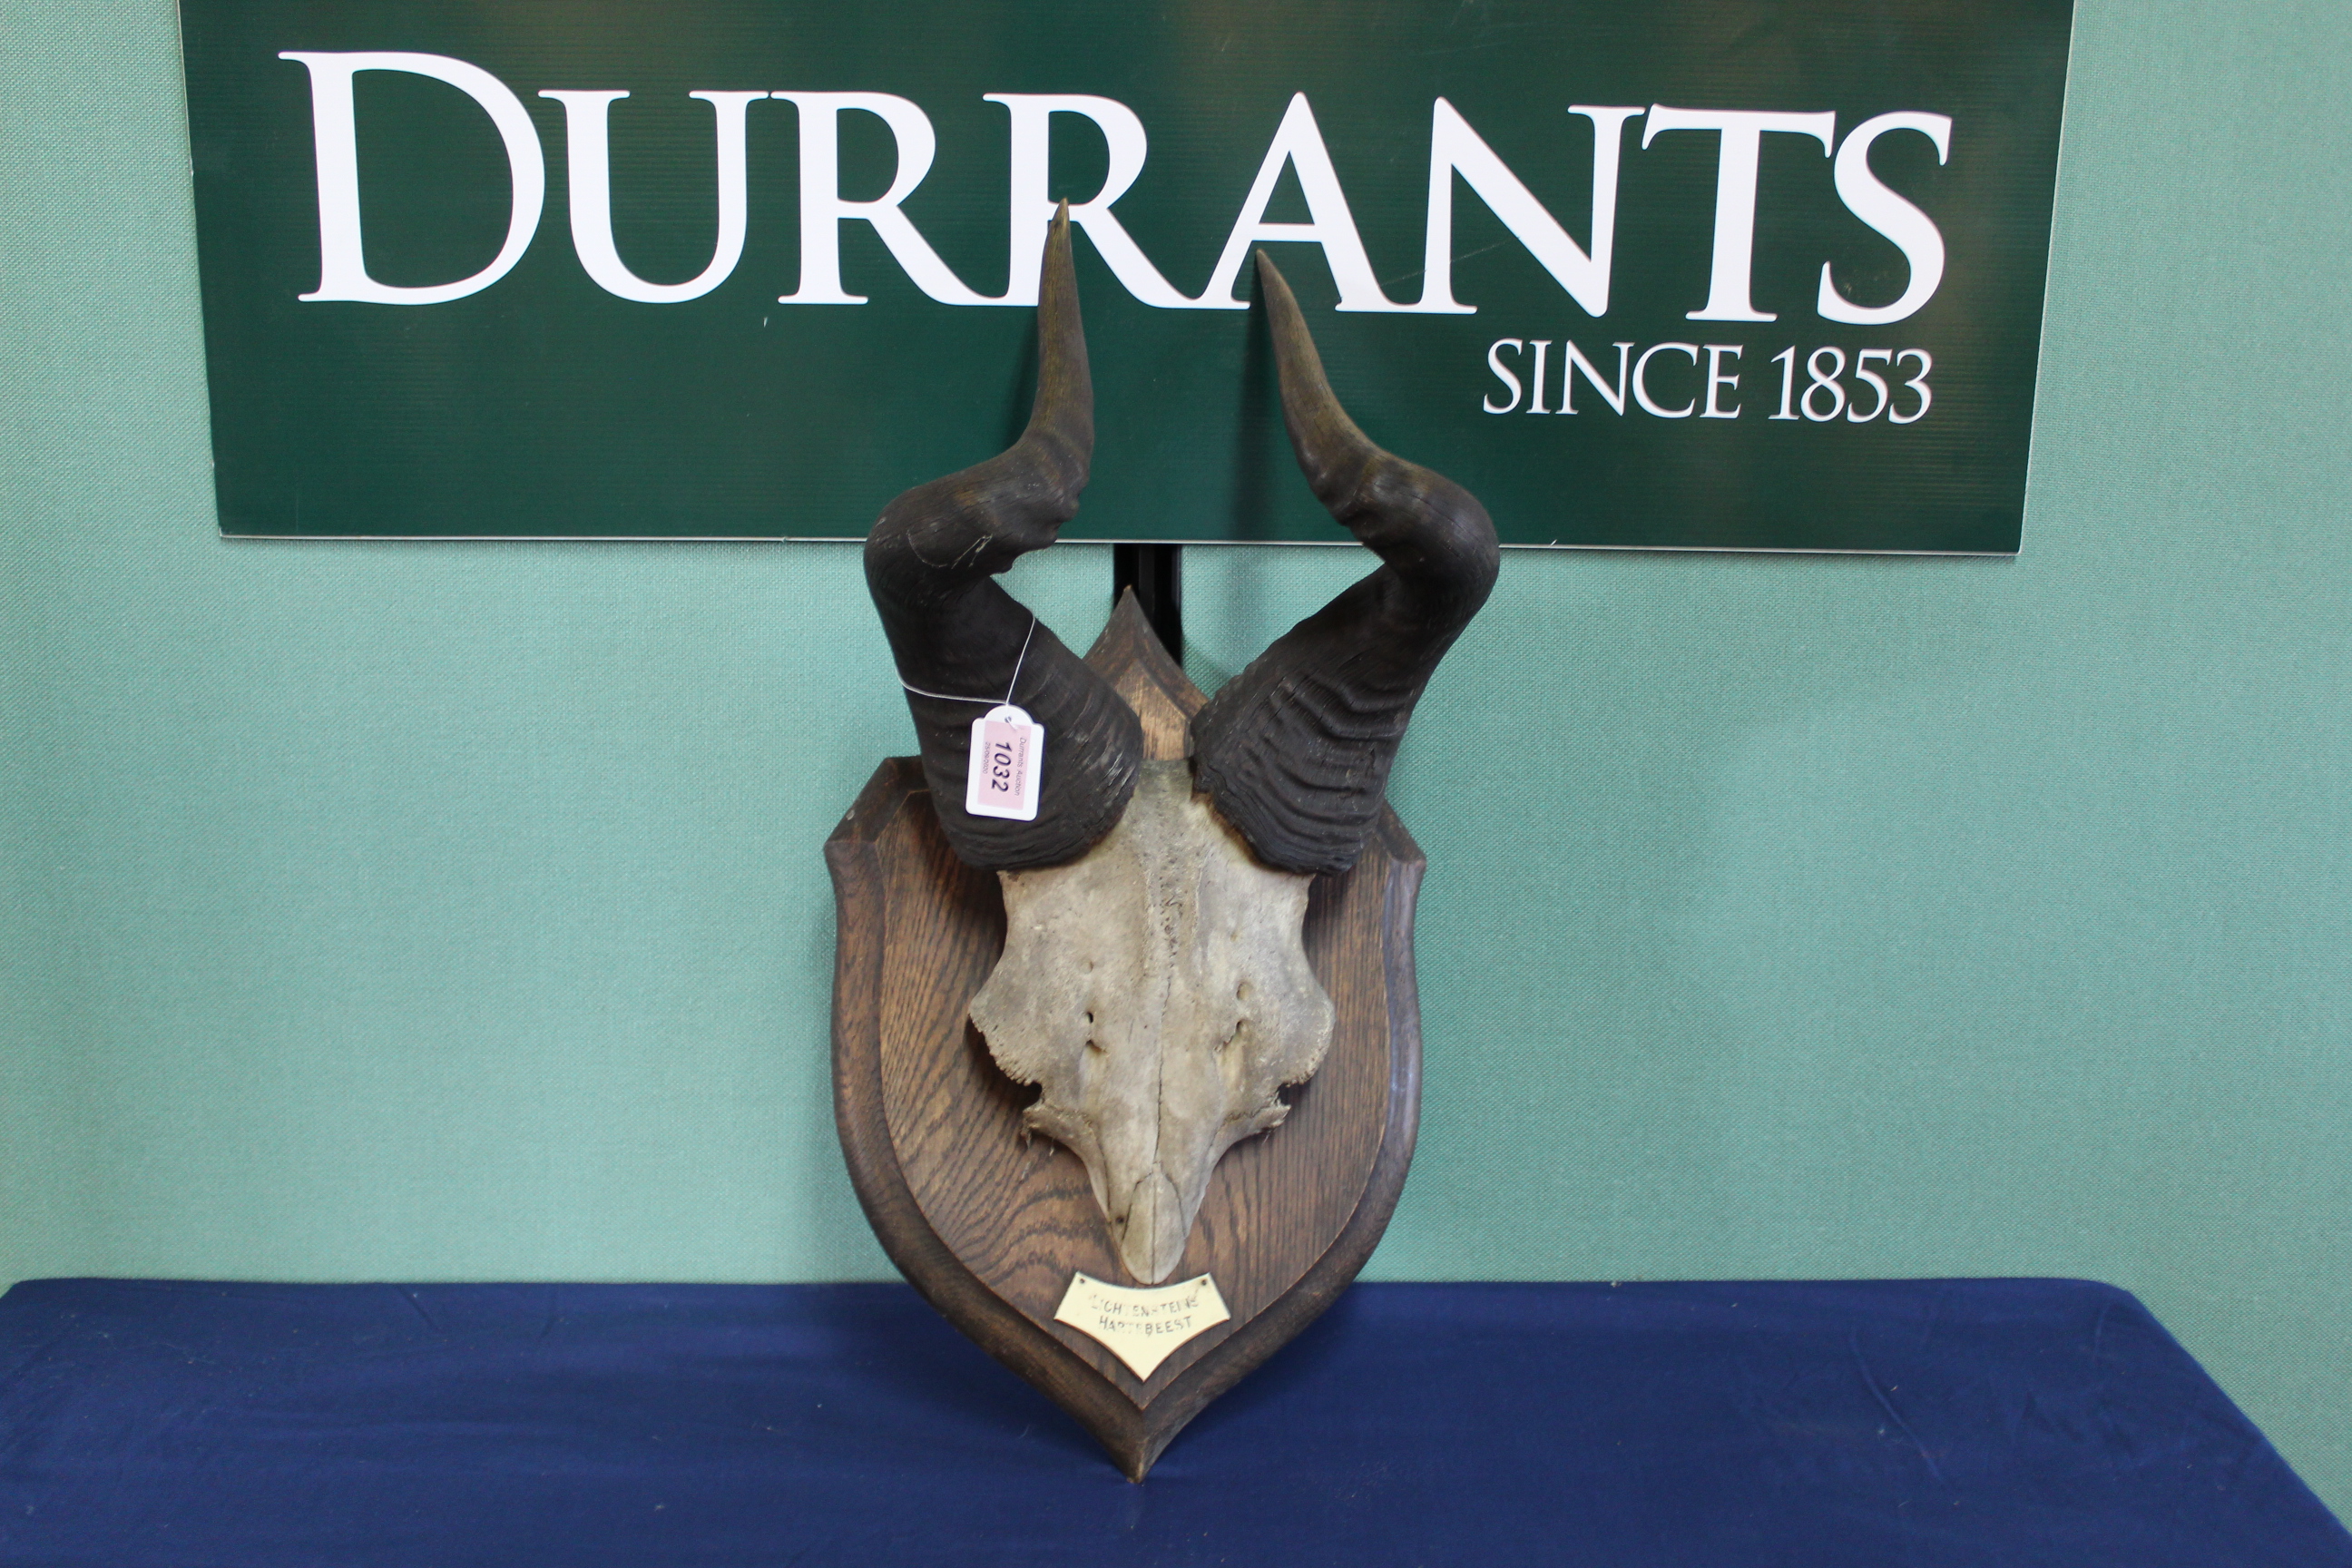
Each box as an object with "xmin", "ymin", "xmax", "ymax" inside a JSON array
[{"xmin": 969, "ymin": 761, "xmax": 1335, "ymax": 1285}]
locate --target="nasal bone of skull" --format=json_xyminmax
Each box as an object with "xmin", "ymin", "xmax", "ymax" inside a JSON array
[{"xmin": 1120, "ymin": 1169, "xmax": 1188, "ymax": 1284}]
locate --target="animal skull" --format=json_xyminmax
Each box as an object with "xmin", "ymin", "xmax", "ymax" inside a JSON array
[
  {"xmin": 865, "ymin": 210, "xmax": 1496, "ymax": 1282},
  {"xmin": 969, "ymin": 762, "xmax": 1333, "ymax": 1284}
]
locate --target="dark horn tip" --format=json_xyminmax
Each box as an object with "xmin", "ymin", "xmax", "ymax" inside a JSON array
[
  {"xmin": 1028, "ymin": 194, "xmax": 1093, "ymax": 475},
  {"xmin": 1250, "ymin": 254, "xmax": 1498, "ymax": 606}
]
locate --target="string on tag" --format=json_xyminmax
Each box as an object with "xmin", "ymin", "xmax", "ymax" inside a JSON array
[{"xmin": 898, "ymin": 614, "xmax": 1038, "ymax": 708}]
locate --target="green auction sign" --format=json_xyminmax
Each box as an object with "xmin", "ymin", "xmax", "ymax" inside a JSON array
[{"xmin": 178, "ymin": 0, "xmax": 2072, "ymax": 550}]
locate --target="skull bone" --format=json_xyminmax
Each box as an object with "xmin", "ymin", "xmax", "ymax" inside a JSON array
[{"xmin": 968, "ymin": 760, "xmax": 1335, "ymax": 1284}]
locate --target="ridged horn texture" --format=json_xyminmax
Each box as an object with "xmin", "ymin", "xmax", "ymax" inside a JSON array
[
  {"xmin": 1189, "ymin": 251, "xmax": 1502, "ymax": 875},
  {"xmin": 864, "ymin": 208, "xmax": 1142, "ymax": 870}
]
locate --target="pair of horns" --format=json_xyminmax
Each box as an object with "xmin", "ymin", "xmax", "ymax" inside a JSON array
[{"xmin": 865, "ymin": 209, "xmax": 1499, "ymax": 875}]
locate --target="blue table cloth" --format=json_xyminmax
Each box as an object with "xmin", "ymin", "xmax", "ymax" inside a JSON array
[{"xmin": 1, "ymin": 1278, "xmax": 2342, "ymax": 1566}]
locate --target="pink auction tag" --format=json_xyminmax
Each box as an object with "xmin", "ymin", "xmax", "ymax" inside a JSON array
[{"xmin": 966, "ymin": 704, "xmax": 1044, "ymax": 821}]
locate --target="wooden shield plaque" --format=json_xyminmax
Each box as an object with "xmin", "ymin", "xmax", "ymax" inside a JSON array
[{"xmin": 827, "ymin": 593, "xmax": 1424, "ymax": 1478}]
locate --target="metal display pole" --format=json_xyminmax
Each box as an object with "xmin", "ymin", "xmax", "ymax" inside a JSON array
[{"xmin": 1112, "ymin": 543, "xmax": 1182, "ymax": 662}]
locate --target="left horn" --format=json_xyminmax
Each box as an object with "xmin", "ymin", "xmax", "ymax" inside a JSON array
[
  {"xmin": 864, "ymin": 206, "xmax": 1142, "ymax": 869},
  {"xmin": 1188, "ymin": 250, "xmax": 1501, "ymax": 875}
]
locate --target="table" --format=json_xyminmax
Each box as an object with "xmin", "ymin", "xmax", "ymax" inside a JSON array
[{"xmin": 1, "ymin": 1278, "xmax": 2341, "ymax": 1565}]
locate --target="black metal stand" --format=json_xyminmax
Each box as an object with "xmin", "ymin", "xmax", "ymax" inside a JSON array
[{"xmin": 1112, "ymin": 543, "xmax": 1182, "ymax": 662}]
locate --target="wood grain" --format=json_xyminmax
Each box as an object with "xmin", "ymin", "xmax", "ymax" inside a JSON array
[{"xmin": 829, "ymin": 592, "xmax": 1424, "ymax": 1478}]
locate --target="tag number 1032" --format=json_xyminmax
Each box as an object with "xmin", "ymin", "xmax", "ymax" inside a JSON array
[{"xmin": 1771, "ymin": 347, "xmax": 1930, "ymax": 424}]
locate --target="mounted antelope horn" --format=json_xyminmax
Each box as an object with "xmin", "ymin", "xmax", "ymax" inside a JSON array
[
  {"xmin": 864, "ymin": 206, "xmax": 1142, "ymax": 870},
  {"xmin": 1188, "ymin": 251, "xmax": 1502, "ymax": 875}
]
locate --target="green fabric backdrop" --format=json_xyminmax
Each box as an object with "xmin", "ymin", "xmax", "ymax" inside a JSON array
[{"xmin": 3, "ymin": 0, "xmax": 2346, "ymax": 1516}]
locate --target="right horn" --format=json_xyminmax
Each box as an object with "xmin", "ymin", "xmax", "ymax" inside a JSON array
[
  {"xmin": 1189, "ymin": 250, "xmax": 1501, "ymax": 876},
  {"xmin": 864, "ymin": 205, "xmax": 1142, "ymax": 870}
]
